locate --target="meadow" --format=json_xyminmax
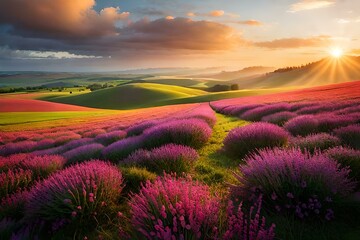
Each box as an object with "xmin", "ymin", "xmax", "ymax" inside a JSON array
[{"xmin": 0, "ymin": 80, "xmax": 359, "ymax": 240}]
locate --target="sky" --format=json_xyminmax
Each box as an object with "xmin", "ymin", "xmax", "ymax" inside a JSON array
[{"xmin": 0, "ymin": 0, "xmax": 359, "ymax": 72}]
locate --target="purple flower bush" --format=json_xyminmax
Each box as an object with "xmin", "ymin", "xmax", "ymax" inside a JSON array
[
  {"xmin": 240, "ymin": 103, "xmax": 291, "ymax": 121},
  {"xmin": 333, "ymin": 124, "xmax": 360, "ymax": 149},
  {"xmin": 316, "ymin": 113, "xmax": 356, "ymax": 132},
  {"xmin": 122, "ymin": 144, "xmax": 199, "ymax": 174},
  {"xmin": 94, "ymin": 130, "xmax": 127, "ymax": 145},
  {"xmin": 81, "ymin": 128, "xmax": 107, "ymax": 138},
  {"xmin": 223, "ymin": 197, "xmax": 275, "ymax": 240},
  {"xmin": 102, "ymin": 136, "xmax": 144, "ymax": 162},
  {"xmin": 53, "ymin": 133, "xmax": 81, "ymax": 146},
  {"xmin": 223, "ymin": 122, "xmax": 289, "ymax": 158},
  {"xmin": 0, "ymin": 190, "xmax": 29, "ymax": 220},
  {"xmin": 25, "ymin": 160, "xmax": 123, "ymax": 234},
  {"xmin": 233, "ymin": 148, "xmax": 355, "ymax": 220},
  {"xmin": 325, "ymin": 147, "xmax": 360, "ymax": 188},
  {"xmin": 34, "ymin": 139, "xmax": 55, "ymax": 150},
  {"xmin": 261, "ymin": 111, "xmax": 297, "ymax": 126},
  {"xmin": 284, "ymin": 115, "xmax": 319, "ymax": 136},
  {"xmin": 63, "ymin": 143, "xmax": 104, "ymax": 165},
  {"xmin": 126, "ymin": 120, "xmax": 161, "ymax": 136},
  {"xmin": 0, "ymin": 168, "xmax": 33, "ymax": 197},
  {"xmin": 290, "ymin": 133, "xmax": 341, "ymax": 153},
  {"xmin": 0, "ymin": 141, "xmax": 37, "ymax": 156},
  {"xmin": 143, "ymin": 118, "xmax": 212, "ymax": 149},
  {"xmin": 219, "ymin": 104, "xmax": 263, "ymax": 117},
  {"xmin": 129, "ymin": 174, "xmax": 220, "ymax": 239},
  {"xmin": 177, "ymin": 105, "xmax": 217, "ymax": 127}
]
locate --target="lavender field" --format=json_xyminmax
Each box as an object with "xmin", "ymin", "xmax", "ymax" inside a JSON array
[{"xmin": 0, "ymin": 82, "xmax": 359, "ymax": 239}]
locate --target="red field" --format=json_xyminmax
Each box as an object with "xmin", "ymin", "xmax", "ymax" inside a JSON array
[{"xmin": 0, "ymin": 98, "xmax": 95, "ymax": 112}]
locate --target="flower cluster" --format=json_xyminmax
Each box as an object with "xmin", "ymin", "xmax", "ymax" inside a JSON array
[
  {"xmin": 233, "ymin": 148, "xmax": 355, "ymax": 220},
  {"xmin": 223, "ymin": 122, "xmax": 289, "ymax": 158},
  {"xmin": 129, "ymin": 174, "xmax": 220, "ymax": 239},
  {"xmin": 122, "ymin": 144, "xmax": 199, "ymax": 174}
]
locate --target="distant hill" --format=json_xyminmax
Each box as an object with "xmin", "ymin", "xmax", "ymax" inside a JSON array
[
  {"xmin": 198, "ymin": 66, "xmax": 276, "ymax": 81},
  {"xmin": 46, "ymin": 83, "xmax": 206, "ymax": 110},
  {"xmin": 230, "ymin": 56, "xmax": 360, "ymax": 89}
]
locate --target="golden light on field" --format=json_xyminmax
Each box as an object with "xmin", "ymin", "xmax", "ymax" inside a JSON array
[{"xmin": 330, "ymin": 48, "xmax": 344, "ymax": 58}]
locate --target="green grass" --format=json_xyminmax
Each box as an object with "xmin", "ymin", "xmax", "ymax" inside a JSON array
[
  {"xmin": 0, "ymin": 111, "xmax": 118, "ymax": 131},
  {"xmin": 46, "ymin": 83, "xmax": 207, "ymax": 110},
  {"xmin": 194, "ymin": 113, "xmax": 249, "ymax": 185},
  {"xmin": 44, "ymin": 83, "xmax": 287, "ymax": 110}
]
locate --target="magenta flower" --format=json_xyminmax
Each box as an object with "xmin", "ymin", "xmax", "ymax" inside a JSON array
[{"xmin": 129, "ymin": 174, "xmax": 220, "ymax": 239}]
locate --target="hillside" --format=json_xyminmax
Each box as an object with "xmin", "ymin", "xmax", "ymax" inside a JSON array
[
  {"xmin": 46, "ymin": 83, "xmax": 206, "ymax": 109},
  {"xmin": 230, "ymin": 56, "xmax": 360, "ymax": 89},
  {"xmin": 203, "ymin": 66, "xmax": 276, "ymax": 80}
]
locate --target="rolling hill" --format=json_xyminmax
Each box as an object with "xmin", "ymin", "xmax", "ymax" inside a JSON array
[
  {"xmin": 229, "ymin": 56, "xmax": 360, "ymax": 89},
  {"xmin": 202, "ymin": 66, "xmax": 276, "ymax": 81},
  {"xmin": 45, "ymin": 83, "xmax": 206, "ymax": 109}
]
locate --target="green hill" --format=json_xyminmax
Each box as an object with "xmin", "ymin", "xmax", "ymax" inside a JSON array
[{"xmin": 45, "ymin": 83, "xmax": 206, "ymax": 109}]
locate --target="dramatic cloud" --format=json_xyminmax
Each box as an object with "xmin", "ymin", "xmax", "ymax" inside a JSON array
[
  {"xmin": 236, "ymin": 20, "xmax": 262, "ymax": 26},
  {"xmin": 255, "ymin": 36, "xmax": 332, "ymax": 49},
  {"xmin": 288, "ymin": 0, "xmax": 335, "ymax": 13},
  {"xmin": 117, "ymin": 18, "xmax": 242, "ymax": 51},
  {"xmin": 0, "ymin": 0, "xmax": 129, "ymax": 39},
  {"xmin": 335, "ymin": 17, "xmax": 360, "ymax": 24}
]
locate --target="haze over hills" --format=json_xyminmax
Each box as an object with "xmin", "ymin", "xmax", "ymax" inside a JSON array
[{"xmin": 228, "ymin": 56, "xmax": 360, "ymax": 89}]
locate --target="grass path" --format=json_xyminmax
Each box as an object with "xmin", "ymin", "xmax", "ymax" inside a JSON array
[{"xmin": 194, "ymin": 112, "xmax": 248, "ymax": 185}]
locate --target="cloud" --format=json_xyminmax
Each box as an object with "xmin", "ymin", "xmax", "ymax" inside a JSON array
[
  {"xmin": 254, "ymin": 36, "xmax": 332, "ymax": 49},
  {"xmin": 209, "ymin": 10, "xmax": 225, "ymax": 17},
  {"xmin": 288, "ymin": 0, "xmax": 335, "ymax": 13},
  {"xmin": 165, "ymin": 16, "xmax": 175, "ymax": 20},
  {"xmin": 236, "ymin": 20, "xmax": 262, "ymax": 26},
  {"xmin": 0, "ymin": 47, "xmax": 103, "ymax": 60},
  {"xmin": 117, "ymin": 18, "xmax": 242, "ymax": 51},
  {"xmin": 187, "ymin": 10, "xmax": 238, "ymax": 18},
  {"xmin": 0, "ymin": 0, "xmax": 129, "ymax": 39},
  {"xmin": 335, "ymin": 17, "xmax": 360, "ymax": 24},
  {"xmin": 350, "ymin": 49, "xmax": 360, "ymax": 55}
]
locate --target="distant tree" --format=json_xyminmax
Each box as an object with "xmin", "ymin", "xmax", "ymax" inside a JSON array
[
  {"xmin": 230, "ymin": 84, "xmax": 239, "ymax": 90},
  {"xmin": 208, "ymin": 84, "xmax": 231, "ymax": 92}
]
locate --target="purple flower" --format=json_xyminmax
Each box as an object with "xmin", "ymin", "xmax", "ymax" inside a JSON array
[
  {"xmin": 240, "ymin": 103, "xmax": 291, "ymax": 121},
  {"xmin": 122, "ymin": 144, "xmax": 199, "ymax": 174},
  {"xmin": 223, "ymin": 122, "xmax": 289, "ymax": 158},
  {"xmin": 63, "ymin": 143, "xmax": 104, "ymax": 165},
  {"xmin": 284, "ymin": 115, "xmax": 319, "ymax": 136}
]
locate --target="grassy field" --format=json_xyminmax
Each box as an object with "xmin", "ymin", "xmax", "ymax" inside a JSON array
[{"xmin": 40, "ymin": 83, "xmax": 291, "ymax": 110}]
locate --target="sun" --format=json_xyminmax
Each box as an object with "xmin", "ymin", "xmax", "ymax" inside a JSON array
[{"xmin": 330, "ymin": 48, "xmax": 344, "ymax": 58}]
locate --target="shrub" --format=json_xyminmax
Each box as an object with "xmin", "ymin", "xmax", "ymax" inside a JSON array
[
  {"xmin": 0, "ymin": 190, "xmax": 29, "ymax": 220},
  {"xmin": 223, "ymin": 198, "xmax": 275, "ymax": 240},
  {"xmin": 30, "ymin": 146, "xmax": 64, "ymax": 156},
  {"xmin": 316, "ymin": 114, "xmax": 356, "ymax": 132},
  {"xmin": 82, "ymin": 128, "xmax": 107, "ymax": 138},
  {"xmin": 261, "ymin": 111, "xmax": 297, "ymax": 126},
  {"xmin": 126, "ymin": 120, "xmax": 161, "ymax": 136},
  {"xmin": 121, "ymin": 167, "xmax": 157, "ymax": 194},
  {"xmin": 34, "ymin": 139, "xmax": 55, "ymax": 150},
  {"xmin": 63, "ymin": 143, "xmax": 104, "ymax": 165},
  {"xmin": 122, "ymin": 144, "xmax": 199, "ymax": 174},
  {"xmin": 143, "ymin": 119, "xmax": 212, "ymax": 149},
  {"xmin": 94, "ymin": 130, "xmax": 127, "ymax": 145},
  {"xmin": 325, "ymin": 147, "xmax": 360, "ymax": 188},
  {"xmin": 284, "ymin": 115, "xmax": 319, "ymax": 136},
  {"xmin": 240, "ymin": 103, "xmax": 291, "ymax": 121},
  {"xmin": 19, "ymin": 154, "xmax": 65, "ymax": 179},
  {"xmin": 220, "ymin": 104, "xmax": 263, "ymax": 116},
  {"xmin": 54, "ymin": 133, "xmax": 81, "ymax": 146},
  {"xmin": 102, "ymin": 136, "xmax": 144, "ymax": 162},
  {"xmin": 333, "ymin": 124, "xmax": 360, "ymax": 149},
  {"xmin": 290, "ymin": 133, "xmax": 341, "ymax": 153},
  {"xmin": 223, "ymin": 123, "xmax": 289, "ymax": 159},
  {"xmin": 25, "ymin": 160, "xmax": 123, "ymax": 234},
  {"xmin": 177, "ymin": 105, "xmax": 217, "ymax": 127},
  {"xmin": 129, "ymin": 174, "xmax": 220, "ymax": 239},
  {"xmin": 0, "ymin": 169, "xmax": 33, "ymax": 198},
  {"xmin": 234, "ymin": 148, "xmax": 355, "ymax": 220},
  {"xmin": 0, "ymin": 141, "xmax": 37, "ymax": 156}
]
